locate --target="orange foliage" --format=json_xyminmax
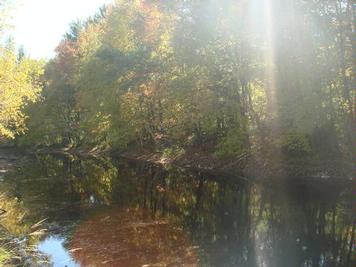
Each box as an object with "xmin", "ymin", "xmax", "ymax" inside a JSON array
[
  {"xmin": 137, "ymin": 1, "xmax": 163, "ymax": 45},
  {"xmin": 54, "ymin": 39, "xmax": 78, "ymax": 80}
]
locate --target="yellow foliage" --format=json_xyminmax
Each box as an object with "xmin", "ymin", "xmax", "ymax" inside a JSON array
[{"xmin": 0, "ymin": 46, "xmax": 44, "ymax": 139}]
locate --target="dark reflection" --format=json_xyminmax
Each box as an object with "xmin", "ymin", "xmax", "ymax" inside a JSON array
[{"xmin": 0, "ymin": 154, "xmax": 354, "ymax": 267}]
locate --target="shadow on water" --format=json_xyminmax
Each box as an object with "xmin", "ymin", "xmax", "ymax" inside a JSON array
[{"xmin": 0, "ymin": 154, "xmax": 354, "ymax": 267}]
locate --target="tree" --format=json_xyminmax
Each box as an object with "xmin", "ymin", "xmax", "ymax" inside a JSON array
[
  {"xmin": 19, "ymin": 0, "xmax": 355, "ymax": 176},
  {"xmin": 0, "ymin": 44, "xmax": 44, "ymax": 140}
]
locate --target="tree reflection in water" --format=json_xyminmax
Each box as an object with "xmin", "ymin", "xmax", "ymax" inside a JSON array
[
  {"xmin": 0, "ymin": 154, "xmax": 354, "ymax": 267},
  {"xmin": 70, "ymin": 208, "xmax": 198, "ymax": 267}
]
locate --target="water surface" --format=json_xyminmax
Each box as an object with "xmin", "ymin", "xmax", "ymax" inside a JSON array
[{"xmin": 0, "ymin": 154, "xmax": 354, "ymax": 267}]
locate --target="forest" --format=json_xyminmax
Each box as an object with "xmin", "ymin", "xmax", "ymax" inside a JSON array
[
  {"xmin": 1, "ymin": 0, "xmax": 356, "ymax": 175},
  {"xmin": 0, "ymin": 0, "xmax": 356, "ymax": 266}
]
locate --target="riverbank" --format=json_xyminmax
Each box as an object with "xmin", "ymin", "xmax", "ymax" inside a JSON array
[
  {"xmin": 31, "ymin": 144, "xmax": 354, "ymax": 182},
  {"xmin": 119, "ymin": 148, "xmax": 249, "ymax": 179},
  {"xmin": 0, "ymin": 149, "xmax": 49, "ymax": 267},
  {"xmin": 0, "ymin": 228, "xmax": 49, "ymax": 267},
  {"xmin": 119, "ymin": 149, "xmax": 354, "ymax": 184}
]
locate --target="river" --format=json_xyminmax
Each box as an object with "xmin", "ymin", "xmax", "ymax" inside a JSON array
[{"xmin": 0, "ymin": 153, "xmax": 354, "ymax": 267}]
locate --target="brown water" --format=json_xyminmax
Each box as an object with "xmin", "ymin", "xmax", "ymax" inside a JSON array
[{"xmin": 0, "ymin": 154, "xmax": 355, "ymax": 267}]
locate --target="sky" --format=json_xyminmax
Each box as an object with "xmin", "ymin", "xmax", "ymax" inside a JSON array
[{"xmin": 11, "ymin": 0, "xmax": 113, "ymax": 59}]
